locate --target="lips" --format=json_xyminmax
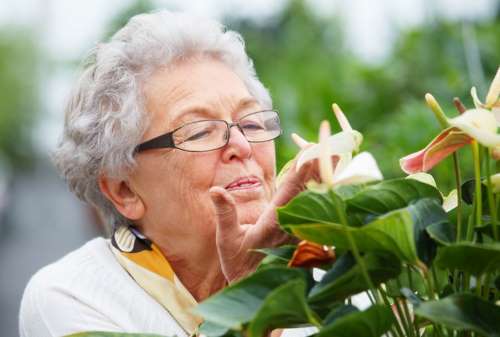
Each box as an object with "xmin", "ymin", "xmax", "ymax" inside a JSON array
[{"xmin": 225, "ymin": 176, "xmax": 261, "ymax": 191}]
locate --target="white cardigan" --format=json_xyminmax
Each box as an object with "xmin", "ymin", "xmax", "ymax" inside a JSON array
[{"xmin": 19, "ymin": 238, "xmax": 317, "ymax": 337}]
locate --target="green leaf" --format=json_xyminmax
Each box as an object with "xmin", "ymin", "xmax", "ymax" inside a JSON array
[
  {"xmin": 385, "ymin": 267, "xmax": 427, "ymax": 297},
  {"xmin": 322, "ymin": 304, "xmax": 359, "ymax": 325},
  {"xmin": 434, "ymin": 242, "xmax": 500, "ymax": 275},
  {"xmin": 198, "ymin": 321, "xmax": 230, "ymax": 337},
  {"xmin": 315, "ymin": 305, "xmax": 395, "ymax": 337},
  {"xmin": 308, "ymin": 252, "xmax": 401, "ymax": 305},
  {"xmin": 194, "ymin": 267, "xmax": 304, "ymax": 329},
  {"xmin": 66, "ymin": 333, "xmax": 169, "ymax": 337},
  {"xmin": 426, "ymin": 221, "xmax": 456, "ymax": 245},
  {"xmin": 346, "ymin": 178, "xmax": 442, "ymax": 216},
  {"xmin": 408, "ymin": 198, "xmax": 447, "ymax": 265},
  {"xmin": 415, "ymin": 294, "xmax": 500, "ymax": 337},
  {"xmin": 247, "ymin": 279, "xmax": 319, "ymax": 337},
  {"xmin": 278, "ymin": 189, "xmax": 343, "ymax": 227},
  {"xmin": 254, "ymin": 246, "xmax": 296, "ymax": 271},
  {"xmin": 253, "ymin": 246, "xmax": 296, "ymax": 261},
  {"xmin": 282, "ymin": 206, "xmax": 418, "ymax": 264}
]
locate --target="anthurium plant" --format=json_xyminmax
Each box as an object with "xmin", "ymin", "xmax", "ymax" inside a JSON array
[
  {"xmin": 194, "ymin": 66, "xmax": 500, "ymax": 337},
  {"xmin": 70, "ymin": 67, "xmax": 500, "ymax": 337}
]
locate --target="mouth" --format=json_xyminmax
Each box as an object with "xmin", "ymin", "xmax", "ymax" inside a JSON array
[{"xmin": 224, "ymin": 176, "xmax": 262, "ymax": 191}]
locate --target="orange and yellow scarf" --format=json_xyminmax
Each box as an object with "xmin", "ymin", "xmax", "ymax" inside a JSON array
[{"xmin": 111, "ymin": 225, "xmax": 203, "ymax": 336}]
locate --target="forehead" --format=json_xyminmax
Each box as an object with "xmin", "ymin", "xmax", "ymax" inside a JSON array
[{"xmin": 143, "ymin": 57, "xmax": 259, "ymax": 130}]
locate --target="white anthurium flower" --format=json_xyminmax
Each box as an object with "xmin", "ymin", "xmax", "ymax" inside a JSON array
[
  {"xmin": 442, "ymin": 189, "xmax": 458, "ymax": 212},
  {"xmin": 332, "ymin": 151, "xmax": 383, "ymax": 187},
  {"xmin": 446, "ymin": 108, "xmax": 500, "ymax": 148},
  {"xmin": 295, "ymin": 103, "xmax": 382, "ymax": 190},
  {"xmin": 295, "ymin": 130, "xmax": 363, "ymax": 171},
  {"xmin": 471, "ymin": 66, "xmax": 500, "ymax": 110},
  {"xmin": 485, "ymin": 173, "xmax": 500, "ymax": 193},
  {"xmin": 469, "ymin": 67, "xmax": 500, "ymax": 158}
]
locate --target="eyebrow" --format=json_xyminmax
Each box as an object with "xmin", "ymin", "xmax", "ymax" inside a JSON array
[{"xmin": 170, "ymin": 97, "xmax": 261, "ymax": 127}]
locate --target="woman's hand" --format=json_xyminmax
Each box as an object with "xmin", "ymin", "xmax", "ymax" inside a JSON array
[{"xmin": 209, "ymin": 146, "xmax": 321, "ymax": 283}]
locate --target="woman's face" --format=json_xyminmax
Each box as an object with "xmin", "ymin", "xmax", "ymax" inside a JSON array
[{"xmin": 129, "ymin": 57, "xmax": 277, "ymax": 241}]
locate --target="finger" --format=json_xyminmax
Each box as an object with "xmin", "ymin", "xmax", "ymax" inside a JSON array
[
  {"xmin": 209, "ymin": 186, "xmax": 240, "ymax": 237},
  {"xmin": 291, "ymin": 133, "xmax": 310, "ymax": 149},
  {"xmin": 271, "ymin": 159, "xmax": 314, "ymax": 208}
]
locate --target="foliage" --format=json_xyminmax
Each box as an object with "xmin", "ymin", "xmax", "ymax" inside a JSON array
[
  {"xmin": 194, "ymin": 63, "xmax": 500, "ymax": 335},
  {"xmin": 0, "ymin": 28, "xmax": 39, "ymax": 169}
]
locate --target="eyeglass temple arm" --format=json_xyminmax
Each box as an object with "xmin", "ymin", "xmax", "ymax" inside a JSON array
[{"xmin": 135, "ymin": 133, "xmax": 175, "ymax": 153}]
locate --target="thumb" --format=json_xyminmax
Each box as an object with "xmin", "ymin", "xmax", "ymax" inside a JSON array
[{"xmin": 209, "ymin": 186, "xmax": 240, "ymax": 238}]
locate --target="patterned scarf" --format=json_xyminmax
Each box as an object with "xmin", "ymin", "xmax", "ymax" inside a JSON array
[{"xmin": 110, "ymin": 225, "xmax": 203, "ymax": 336}]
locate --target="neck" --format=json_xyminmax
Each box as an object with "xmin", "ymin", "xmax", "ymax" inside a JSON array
[{"xmin": 155, "ymin": 236, "xmax": 227, "ymax": 302}]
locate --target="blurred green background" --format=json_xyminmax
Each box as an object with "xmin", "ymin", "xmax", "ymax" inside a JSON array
[
  {"xmin": 0, "ymin": 1, "xmax": 499, "ymax": 335},
  {"xmin": 2, "ymin": 0, "xmax": 499, "ymax": 192}
]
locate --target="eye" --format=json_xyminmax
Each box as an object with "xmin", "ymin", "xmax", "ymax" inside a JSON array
[
  {"xmin": 184, "ymin": 129, "xmax": 211, "ymax": 142},
  {"xmin": 241, "ymin": 121, "xmax": 265, "ymax": 130}
]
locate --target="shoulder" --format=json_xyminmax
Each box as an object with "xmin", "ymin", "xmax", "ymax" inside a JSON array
[
  {"xmin": 19, "ymin": 238, "xmax": 121, "ymax": 337},
  {"xmin": 19, "ymin": 237, "xmax": 186, "ymax": 337}
]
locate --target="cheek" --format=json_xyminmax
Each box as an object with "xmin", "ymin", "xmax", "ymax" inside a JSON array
[{"xmin": 252, "ymin": 142, "xmax": 276, "ymax": 193}]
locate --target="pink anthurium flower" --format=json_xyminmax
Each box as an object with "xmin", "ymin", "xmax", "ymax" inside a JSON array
[
  {"xmin": 401, "ymin": 67, "xmax": 500, "ymax": 173},
  {"xmin": 400, "ymin": 128, "xmax": 472, "ymax": 174}
]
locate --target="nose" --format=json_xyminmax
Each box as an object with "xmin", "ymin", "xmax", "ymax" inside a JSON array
[{"xmin": 221, "ymin": 124, "xmax": 252, "ymax": 162}]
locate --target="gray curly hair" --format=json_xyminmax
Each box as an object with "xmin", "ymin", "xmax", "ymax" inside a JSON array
[{"xmin": 53, "ymin": 10, "xmax": 272, "ymax": 231}]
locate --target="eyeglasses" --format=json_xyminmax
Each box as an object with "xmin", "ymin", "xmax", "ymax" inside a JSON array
[{"xmin": 135, "ymin": 110, "xmax": 282, "ymax": 153}]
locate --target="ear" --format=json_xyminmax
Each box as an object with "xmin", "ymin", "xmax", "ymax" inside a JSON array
[{"xmin": 98, "ymin": 175, "xmax": 145, "ymax": 221}]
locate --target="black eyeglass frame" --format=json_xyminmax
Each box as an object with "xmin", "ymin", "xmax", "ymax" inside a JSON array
[{"xmin": 134, "ymin": 109, "xmax": 282, "ymax": 153}]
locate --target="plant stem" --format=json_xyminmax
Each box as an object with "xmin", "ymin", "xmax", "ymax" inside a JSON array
[
  {"xmin": 401, "ymin": 299, "xmax": 419, "ymax": 337},
  {"xmin": 452, "ymin": 153, "xmax": 463, "ymax": 241},
  {"xmin": 484, "ymin": 149, "xmax": 498, "ymax": 240},
  {"xmin": 483, "ymin": 273, "xmax": 492, "ymax": 300},
  {"xmin": 431, "ymin": 264, "xmax": 442, "ymax": 295},
  {"xmin": 332, "ymin": 192, "xmax": 381, "ymax": 303},
  {"xmin": 472, "ymin": 141, "xmax": 482, "ymax": 232},
  {"xmin": 393, "ymin": 297, "xmax": 414, "ymax": 337},
  {"xmin": 465, "ymin": 199, "xmax": 476, "ymax": 242},
  {"xmin": 379, "ymin": 288, "xmax": 405, "ymax": 337},
  {"xmin": 475, "ymin": 274, "xmax": 483, "ymax": 297},
  {"xmin": 407, "ymin": 266, "xmax": 414, "ymax": 291}
]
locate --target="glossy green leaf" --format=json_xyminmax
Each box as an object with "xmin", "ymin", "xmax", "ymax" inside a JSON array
[
  {"xmin": 315, "ymin": 305, "xmax": 395, "ymax": 337},
  {"xmin": 346, "ymin": 178, "xmax": 442, "ymax": 216},
  {"xmin": 247, "ymin": 279, "xmax": 319, "ymax": 337},
  {"xmin": 254, "ymin": 246, "xmax": 296, "ymax": 271},
  {"xmin": 194, "ymin": 267, "xmax": 304, "ymax": 329},
  {"xmin": 278, "ymin": 189, "xmax": 343, "ymax": 227},
  {"xmin": 198, "ymin": 321, "xmax": 230, "ymax": 337},
  {"xmin": 415, "ymin": 294, "xmax": 500, "ymax": 337},
  {"xmin": 426, "ymin": 221, "xmax": 456, "ymax": 245},
  {"xmin": 434, "ymin": 242, "xmax": 500, "ymax": 275},
  {"xmin": 282, "ymin": 207, "xmax": 418, "ymax": 263},
  {"xmin": 385, "ymin": 267, "xmax": 427, "ymax": 297},
  {"xmin": 322, "ymin": 304, "xmax": 359, "ymax": 325},
  {"xmin": 408, "ymin": 198, "xmax": 447, "ymax": 265},
  {"xmin": 308, "ymin": 252, "xmax": 401, "ymax": 305}
]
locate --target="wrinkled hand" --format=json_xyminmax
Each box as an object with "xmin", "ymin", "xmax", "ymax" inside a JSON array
[{"xmin": 209, "ymin": 145, "xmax": 321, "ymax": 283}]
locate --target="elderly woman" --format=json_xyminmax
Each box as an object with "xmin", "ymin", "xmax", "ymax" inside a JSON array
[{"xmin": 19, "ymin": 10, "xmax": 320, "ymax": 337}]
